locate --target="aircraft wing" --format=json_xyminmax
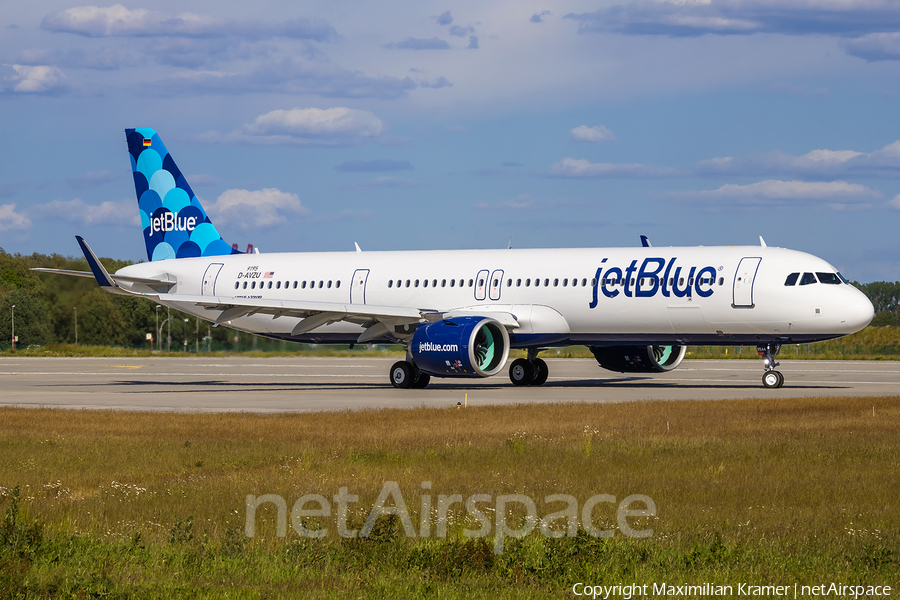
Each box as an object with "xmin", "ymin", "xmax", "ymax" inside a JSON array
[
  {"xmin": 31, "ymin": 236, "xmax": 176, "ymax": 294},
  {"xmin": 39, "ymin": 236, "xmax": 520, "ymax": 343},
  {"xmin": 152, "ymin": 292, "xmax": 421, "ymax": 343},
  {"xmin": 31, "ymin": 267, "xmax": 176, "ymax": 288},
  {"xmin": 153, "ymin": 293, "xmax": 519, "ymax": 342}
]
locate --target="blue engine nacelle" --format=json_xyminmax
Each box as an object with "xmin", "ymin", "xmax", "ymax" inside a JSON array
[
  {"xmin": 590, "ymin": 344, "xmax": 686, "ymax": 373},
  {"xmin": 411, "ymin": 316, "xmax": 510, "ymax": 378}
]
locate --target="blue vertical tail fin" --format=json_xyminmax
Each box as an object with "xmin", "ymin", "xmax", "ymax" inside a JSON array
[{"xmin": 126, "ymin": 128, "xmax": 241, "ymax": 261}]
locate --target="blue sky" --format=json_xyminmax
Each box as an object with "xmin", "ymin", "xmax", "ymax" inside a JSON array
[{"xmin": 1, "ymin": 0, "xmax": 899, "ymax": 281}]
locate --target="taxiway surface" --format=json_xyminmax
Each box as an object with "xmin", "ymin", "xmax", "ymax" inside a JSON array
[{"xmin": 1, "ymin": 356, "xmax": 897, "ymax": 413}]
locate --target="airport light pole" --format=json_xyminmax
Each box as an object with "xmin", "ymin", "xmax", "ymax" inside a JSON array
[
  {"xmin": 74, "ymin": 306, "xmax": 78, "ymax": 346},
  {"xmin": 155, "ymin": 305, "xmax": 159, "ymax": 351},
  {"xmin": 167, "ymin": 307, "xmax": 171, "ymax": 352},
  {"xmin": 183, "ymin": 318, "xmax": 188, "ymax": 351},
  {"xmin": 10, "ymin": 304, "xmax": 14, "ymax": 352},
  {"xmin": 195, "ymin": 317, "xmax": 199, "ymax": 353}
]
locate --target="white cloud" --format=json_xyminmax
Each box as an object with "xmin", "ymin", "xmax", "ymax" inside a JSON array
[
  {"xmin": 549, "ymin": 157, "xmax": 679, "ymax": 178},
  {"xmin": 474, "ymin": 194, "xmax": 540, "ymax": 210},
  {"xmin": 162, "ymin": 59, "xmax": 417, "ymax": 99},
  {"xmin": 845, "ymin": 32, "xmax": 900, "ymax": 61},
  {"xmin": 1, "ymin": 65, "xmax": 66, "ymax": 93},
  {"xmin": 41, "ymin": 4, "xmax": 337, "ymax": 41},
  {"xmin": 206, "ymin": 188, "xmax": 309, "ymax": 229},
  {"xmin": 384, "ymin": 37, "xmax": 452, "ymax": 50},
  {"xmin": 675, "ymin": 179, "xmax": 880, "ymax": 208},
  {"xmin": 31, "ymin": 199, "xmax": 139, "ymax": 226},
  {"xmin": 0, "ymin": 204, "xmax": 32, "ymax": 231},
  {"xmin": 570, "ymin": 125, "xmax": 616, "ymax": 143},
  {"xmin": 210, "ymin": 107, "xmax": 385, "ymax": 146},
  {"xmin": 889, "ymin": 194, "xmax": 900, "ymax": 209},
  {"xmin": 566, "ymin": 0, "xmax": 900, "ymax": 38},
  {"xmin": 696, "ymin": 140, "xmax": 900, "ymax": 178}
]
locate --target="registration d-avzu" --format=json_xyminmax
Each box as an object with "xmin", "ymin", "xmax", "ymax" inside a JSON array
[{"xmin": 36, "ymin": 129, "xmax": 874, "ymax": 389}]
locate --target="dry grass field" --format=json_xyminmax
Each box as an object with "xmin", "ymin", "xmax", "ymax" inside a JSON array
[{"xmin": 1, "ymin": 397, "xmax": 898, "ymax": 597}]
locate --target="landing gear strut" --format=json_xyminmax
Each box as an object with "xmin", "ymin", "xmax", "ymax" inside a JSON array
[
  {"xmin": 509, "ymin": 349, "xmax": 549, "ymax": 386},
  {"xmin": 757, "ymin": 342, "xmax": 784, "ymax": 388}
]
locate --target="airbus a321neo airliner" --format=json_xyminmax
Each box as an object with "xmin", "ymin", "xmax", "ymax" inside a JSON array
[{"xmin": 35, "ymin": 128, "xmax": 875, "ymax": 389}]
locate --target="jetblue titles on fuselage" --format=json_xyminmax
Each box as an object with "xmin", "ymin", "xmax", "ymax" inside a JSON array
[{"xmin": 589, "ymin": 256, "xmax": 718, "ymax": 308}]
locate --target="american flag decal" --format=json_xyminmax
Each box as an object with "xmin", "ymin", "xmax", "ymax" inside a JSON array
[{"xmin": 263, "ymin": 271, "xmax": 274, "ymax": 278}]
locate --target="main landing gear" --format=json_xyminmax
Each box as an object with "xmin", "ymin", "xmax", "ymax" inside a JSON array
[
  {"xmin": 757, "ymin": 342, "xmax": 784, "ymax": 388},
  {"xmin": 509, "ymin": 349, "xmax": 549, "ymax": 386},
  {"xmin": 390, "ymin": 361, "xmax": 430, "ymax": 389}
]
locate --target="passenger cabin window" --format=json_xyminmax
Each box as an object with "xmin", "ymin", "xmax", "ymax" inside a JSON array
[
  {"xmin": 234, "ymin": 282, "xmax": 239, "ymax": 289},
  {"xmin": 816, "ymin": 272, "xmax": 841, "ymax": 285},
  {"xmin": 800, "ymin": 272, "xmax": 817, "ymax": 285},
  {"xmin": 784, "ymin": 273, "xmax": 800, "ymax": 286},
  {"xmin": 336, "ymin": 281, "xmax": 341, "ymax": 288}
]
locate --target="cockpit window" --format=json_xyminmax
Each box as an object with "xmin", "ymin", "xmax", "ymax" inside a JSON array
[
  {"xmin": 816, "ymin": 272, "xmax": 841, "ymax": 285},
  {"xmin": 799, "ymin": 272, "xmax": 817, "ymax": 285},
  {"xmin": 837, "ymin": 272, "xmax": 849, "ymax": 284},
  {"xmin": 784, "ymin": 273, "xmax": 799, "ymax": 286}
]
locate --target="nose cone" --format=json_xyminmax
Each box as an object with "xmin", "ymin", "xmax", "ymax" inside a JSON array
[{"xmin": 842, "ymin": 287, "xmax": 875, "ymax": 333}]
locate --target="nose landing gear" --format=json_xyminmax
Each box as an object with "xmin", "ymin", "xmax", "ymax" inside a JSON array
[{"xmin": 757, "ymin": 342, "xmax": 784, "ymax": 388}]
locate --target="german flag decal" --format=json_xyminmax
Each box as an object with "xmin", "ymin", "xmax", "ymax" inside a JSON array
[{"xmin": 143, "ymin": 138, "xmax": 152, "ymax": 147}]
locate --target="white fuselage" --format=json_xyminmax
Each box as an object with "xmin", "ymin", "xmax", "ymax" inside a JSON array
[{"xmin": 115, "ymin": 245, "xmax": 874, "ymax": 347}]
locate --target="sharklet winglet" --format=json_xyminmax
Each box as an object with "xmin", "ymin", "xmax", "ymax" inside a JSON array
[{"xmin": 76, "ymin": 236, "xmax": 115, "ymax": 288}]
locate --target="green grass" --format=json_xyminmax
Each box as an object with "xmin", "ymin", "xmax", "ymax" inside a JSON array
[{"xmin": 1, "ymin": 398, "xmax": 898, "ymax": 597}]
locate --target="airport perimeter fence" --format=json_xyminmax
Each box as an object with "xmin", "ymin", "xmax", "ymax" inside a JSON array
[
  {"xmin": 0, "ymin": 340, "xmax": 402, "ymax": 355},
  {"xmin": 2, "ymin": 340, "xmax": 900, "ymax": 359},
  {"xmin": 686, "ymin": 343, "xmax": 900, "ymax": 359}
]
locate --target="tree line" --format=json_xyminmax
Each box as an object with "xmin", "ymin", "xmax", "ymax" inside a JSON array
[{"xmin": 1, "ymin": 248, "xmax": 898, "ymax": 349}]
